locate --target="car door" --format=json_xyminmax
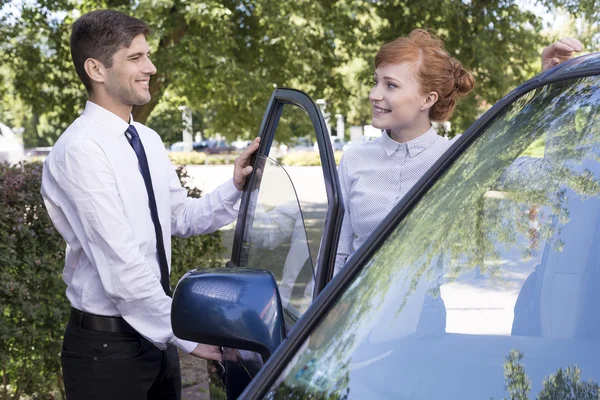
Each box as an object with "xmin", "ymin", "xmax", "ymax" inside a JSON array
[
  {"xmin": 244, "ymin": 55, "xmax": 600, "ymax": 399},
  {"xmin": 208, "ymin": 88, "xmax": 343, "ymax": 399}
]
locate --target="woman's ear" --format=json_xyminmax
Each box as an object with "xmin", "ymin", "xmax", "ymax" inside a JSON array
[
  {"xmin": 421, "ymin": 92, "xmax": 439, "ymax": 111},
  {"xmin": 84, "ymin": 58, "xmax": 106, "ymax": 85}
]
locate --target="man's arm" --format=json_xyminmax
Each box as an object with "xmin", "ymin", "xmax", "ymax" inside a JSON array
[
  {"xmin": 169, "ymin": 137, "xmax": 260, "ymax": 237},
  {"xmin": 541, "ymin": 37, "xmax": 583, "ymax": 72},
  {"xmin": 46, "ymin": 141, "xmax": 220, "ymax": 359}
]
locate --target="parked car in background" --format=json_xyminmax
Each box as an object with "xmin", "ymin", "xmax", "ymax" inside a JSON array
[
  {"xmin": 289, "ymin": 136, "xmax": 315, "ymax": 152},
  {"xmin": 23, "ymin": 147, "xmax": 52, "ymax": 161},
  {"xmin": 331, "ymin": 136, "xmax": 345, "ymax": 151},
  {"xmin": 173, "ymin": 54, "xmax": 600, "ymax": 399},
  {"xmin": 169, "ymin": 141, "xmax": 186, "ymax": 152},
  {"xmin": 191, "ymin": 140, "xmax": 209, "ymax": 151},
  {"xmin": 194, "ymin": 139, "xmax": 236, "ymax": 154},
  {"xmin": 314, "ymin": 136, "xmax": 345, "ymax": 152},
  {"xmin": 343, "ymin": 136, "xmax": 371, "ymax": 151},
  {"xmin": 232, "ymin": 140, "xmax": 252, "ymax": 151}
]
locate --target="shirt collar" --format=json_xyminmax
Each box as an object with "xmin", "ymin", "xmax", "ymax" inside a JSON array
[
  {"xmin": 380, "ymin": 125, "xmax": 439, "ymax": 157},
  {"xmin": 82, "ymin": 101, "xmax": 132, "ymax": 137}
]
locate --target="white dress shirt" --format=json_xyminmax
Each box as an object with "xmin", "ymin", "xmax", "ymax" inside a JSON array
[
  {"xmin": 41, "ymin": 101, "xmax": 241, "ymax": 353},
  {"xmin": 334, "ymin": 126, "xmax": 459, "ymax": 275}
]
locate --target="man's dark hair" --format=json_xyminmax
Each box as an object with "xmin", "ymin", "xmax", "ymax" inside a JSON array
[{"xmin": 70, "ymin": 10, "xmax": 150, "ymax": 93}]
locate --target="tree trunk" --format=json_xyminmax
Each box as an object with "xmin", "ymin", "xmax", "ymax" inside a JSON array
[
  {"xmin": 132, "ymin": 15, "xmax": 188, "ymax": 124},
  {"xmin": 132, "ymin": 74, "xmax": 166, "ymax": 124},
  {"xmin": 2, "ymin": 366, "xmax": 7, "ymax": 400}
]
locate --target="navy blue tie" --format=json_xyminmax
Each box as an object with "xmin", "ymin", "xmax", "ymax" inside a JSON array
[{"xmin": 125, "ymin": 125, "xmax": 172, "ymax": 297}]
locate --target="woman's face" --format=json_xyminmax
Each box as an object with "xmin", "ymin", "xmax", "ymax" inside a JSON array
[{"xmin": 369, "ymin": 62, "xmax": 428, "ymax": 132}]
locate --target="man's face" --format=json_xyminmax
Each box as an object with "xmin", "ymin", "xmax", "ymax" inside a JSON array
[{"xmin": 103, "ymin": 34, "xmax": 156, "ymax": 107}]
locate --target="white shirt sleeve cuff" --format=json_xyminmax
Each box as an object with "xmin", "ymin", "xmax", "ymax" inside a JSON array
[
  {"xmin": 172, "ymin": 337, "xmax": 198, "ymax": 354},
  {"xmin": 219, "ymin": 178, "xmax": 243, "ymax": 203},
  {"xmin": 217, "ymin": 178, "xmax": 242, "ymax": 204}
]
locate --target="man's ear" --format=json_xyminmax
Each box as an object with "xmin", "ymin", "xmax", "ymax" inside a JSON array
[
  {"xmin": 83, "ymin": 58, "xmax": 106, "ymax": 85},
  {"xmin": 421, "ymin": 92, "xmax": 439, "ymax": 111}
]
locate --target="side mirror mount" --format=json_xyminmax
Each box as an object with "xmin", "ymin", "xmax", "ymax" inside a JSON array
[{"xmin": 172, "ymin": 268, "xmax": 285, "ymax": 361}]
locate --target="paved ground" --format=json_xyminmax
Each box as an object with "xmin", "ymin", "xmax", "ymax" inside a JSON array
[
  {"xmin": 180, "ymin": 351, "xmax": 210, "ymax": 400},
  {"xmin": 184, "ymin": 164, "xmax": 327, "ymax": 203}
]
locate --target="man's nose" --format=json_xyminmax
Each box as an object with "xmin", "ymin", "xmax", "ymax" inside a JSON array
[{"xmin": 144, "ymin": 58, "xmax": 157, "ymax": 75}]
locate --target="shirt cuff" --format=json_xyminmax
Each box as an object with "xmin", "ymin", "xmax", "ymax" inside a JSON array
[
  {"xmin": 172, "ymin": 337, "xmax": 198, "ymax": 354},
  {"xmin": 220, "ymin": 178, "xmax": 243, "ymax": 203}
]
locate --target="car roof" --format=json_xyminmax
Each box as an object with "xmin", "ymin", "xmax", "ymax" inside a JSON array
[{"xmin": 532, "ymin": 52, "xmax": 600, "ymax": 84}]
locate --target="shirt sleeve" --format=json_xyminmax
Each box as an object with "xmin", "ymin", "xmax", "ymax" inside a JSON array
[
  {"xmin": 250, "ymin": 201, "xmax": 301, "ymax": 250},
  {"xmin": 334, "ymin": 155, "xmax": 355, "ymax": 276},
  {"xmin": 168, "ymin": 163, "xmax": 241, "ymax": 238},
  {"xmin": 47, "ymin": 141, "xmax": 196, "ymax": 353}
]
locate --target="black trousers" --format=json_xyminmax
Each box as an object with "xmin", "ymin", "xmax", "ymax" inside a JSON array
[{"xmin": 61, "ymin": 318, "xmax": 181, "ymax": 400}]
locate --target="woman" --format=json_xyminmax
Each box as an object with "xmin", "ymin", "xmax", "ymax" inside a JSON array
[{"xmin": 334, "ymin": 31, "xmax": 582, "ymax": 275}]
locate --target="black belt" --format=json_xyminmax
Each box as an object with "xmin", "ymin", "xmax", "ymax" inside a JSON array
[{"xmin": 69, "ymin": 308, "xmax": 137, "ymax": 335}]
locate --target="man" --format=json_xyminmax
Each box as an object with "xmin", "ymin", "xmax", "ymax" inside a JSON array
[{"xmin": 41, "ymin": 9, "xmax": 259, "ymax": 399}]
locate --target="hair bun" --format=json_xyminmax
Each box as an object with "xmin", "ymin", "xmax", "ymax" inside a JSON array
[{"xmin": 452, "ymin": 60, "xmax": 475, "ymax": 95}]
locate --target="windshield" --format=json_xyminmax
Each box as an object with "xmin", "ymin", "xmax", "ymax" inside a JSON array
[{"xmin": 265, "ymin": 75, "xmax": 600, "ymax": 399}]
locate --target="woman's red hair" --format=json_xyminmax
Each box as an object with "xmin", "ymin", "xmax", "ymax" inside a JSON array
[{"xmin": 375, "ymin": 29, "xmax": 475, "ymax": 121}]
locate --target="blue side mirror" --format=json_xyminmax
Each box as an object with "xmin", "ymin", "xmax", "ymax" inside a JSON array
[{"xmin": 172, "ymin": 268, "xmax": 285, "ymax": 361}]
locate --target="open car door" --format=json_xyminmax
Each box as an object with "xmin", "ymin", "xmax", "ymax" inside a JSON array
[{"xmin": 210, "ymin": 88, "xmax": 343, "ymax": 399}]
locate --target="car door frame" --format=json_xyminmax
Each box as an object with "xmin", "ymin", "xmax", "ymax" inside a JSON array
[
  {"xmin": 229, "ymin": 88, "xmax": 343, "ymax": 300},
  {"xmin": 240, "ymin": 54, "xmax": 600, "ymax": 399}
]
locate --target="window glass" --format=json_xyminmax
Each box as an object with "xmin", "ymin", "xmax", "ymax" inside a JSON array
[
  {"xmin": 240, "ymin": 104, "xmax": 329, "ymax": 319},
  {"xmin": 266, "ymin": 76, "xmax": 600, "ymax": 398}
]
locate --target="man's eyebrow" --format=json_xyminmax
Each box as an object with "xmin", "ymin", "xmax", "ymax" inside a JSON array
[{"xmin": 126, "ymin": 51, "xmax": 149, "ymax": 58}]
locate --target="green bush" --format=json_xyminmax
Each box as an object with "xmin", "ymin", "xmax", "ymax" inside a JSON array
[
  {"xmin": 0, "ymin": 162, "xmax": 223, "ymax": 400},
  {"xmin": 169, "ymin": 150, "xmax": 344, "ymax": 167},
  {"xmin": 170, "ymin": 166, "xmax": 224, "ymax": 287},
  {"xmin": 168, "ymin": 152, "xmax": 238, "ymax": 166},
  {"xmin": 0, "ymin": 161, "xmax": 68, "ymax": 400},
  {"xmin": 278, "ymin": 151, "xmax": 343, "ymax": 166}
]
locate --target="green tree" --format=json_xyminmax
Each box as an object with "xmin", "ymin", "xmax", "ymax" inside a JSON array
[
  {"xmin": 3, "ymin": 0, "xmax": 586, "ymax": 146},
  {"xmin": 503, "ymin": 350, "xmax": 532, "ymax": 400},
  {"xmin": 538, "ymin": 366, "xmax": 600, "ymax": 400},
  {"xmin": 540, "ymin": 0, "xmax": 600, "ymax": 26},
  {"xmin": 0, "ymin": 0, "xmax": 367, "ymax": 146},
  {"xmin": 368, "ymin": 0, "xmax": 543, "ymax": 136},
  {"xmin": 500, "ymin": 350, "xmax": 600, "ymax": 400}
]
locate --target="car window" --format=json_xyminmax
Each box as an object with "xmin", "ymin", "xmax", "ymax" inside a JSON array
[
  {"xmin": 242, "ymin": 155, "xmax": 314, "ymax": 319},
  {"xmin": 265, "ymin": 76, "xmax": 600, "ymax": 398},
  {"xmin": 239, "ymin": 104, "xmax": 329, "ymax": 320}
]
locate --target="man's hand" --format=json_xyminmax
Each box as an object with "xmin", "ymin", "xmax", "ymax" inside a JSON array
[
  {"xmin": 233, "ymin": 137, "xmax": 260, "ymax": 191},
  {"xmin": 190, "ymin": 343, "xmax": 223, "ymax": 361},
  {"xmin": 542, "ymin": 37, "xmax": 583, "ymax": 72}
]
